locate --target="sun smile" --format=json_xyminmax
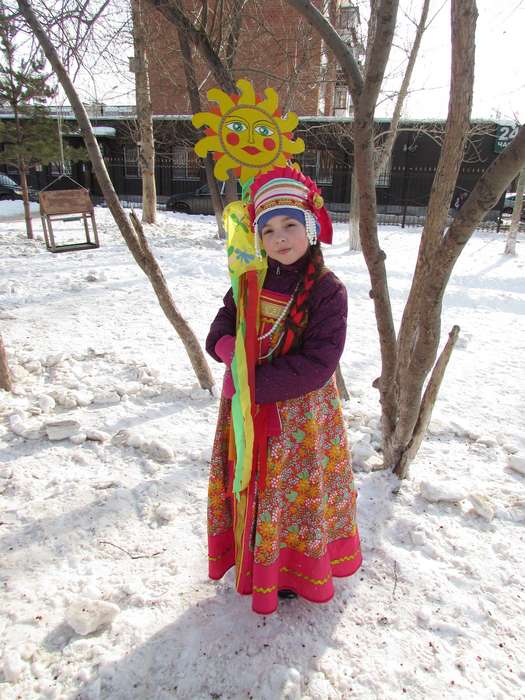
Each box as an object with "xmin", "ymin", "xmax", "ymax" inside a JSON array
[{"xmin": 243, "ymin": 146, "xmax": 261, "ymax": 155}]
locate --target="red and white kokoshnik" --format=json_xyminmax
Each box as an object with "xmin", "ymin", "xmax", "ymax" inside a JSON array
[{"xmin": 248, "ymin": 165, "xmax": 334, "ymax": 245}]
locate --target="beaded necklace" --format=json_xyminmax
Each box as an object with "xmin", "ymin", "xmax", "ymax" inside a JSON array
[{"xmin": 257, "ymin": 281, "xmax": 300, "ymax": 360}]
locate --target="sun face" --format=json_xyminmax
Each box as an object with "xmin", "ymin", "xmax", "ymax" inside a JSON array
[{"xmin": 192, "ymin": 79, "xmax": 305, "ymax": 184}]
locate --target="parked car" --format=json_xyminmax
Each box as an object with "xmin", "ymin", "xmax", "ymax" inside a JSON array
[
  {"xmin": 166, "ymin": 181, "xmax": 241, "ymax": 214},
  {"xmin": 0, "ymin": 173, "xmax": 39, "ymax": 202},
  {"xmin": 503, "ymin": 192, "xmax": 525, "ymax": 216}
]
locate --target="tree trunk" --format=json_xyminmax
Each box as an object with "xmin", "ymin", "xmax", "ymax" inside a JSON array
[
  {"xmin": 131, "ymin": 0, "xmax": 156, "ymax": 224},
  {"xmin": 206, "ymin": 155, "xmax": 226, "ymax": 239},
  {"xmin": 18, "ymin": 0, "xmax": 214, "ymax": 393},
  {"xmin": 349, "ymin": 1, "xmax": 430, "ymax": 255},
  {"xmin": 176, "ymin": 26, "xmax": 225, "ymax": 238},
  {"xmin": 393, "ymin": 325, "xmax": 459, "ymax": 478},
  {"xmin": 348, "ymin": 168, "xmax": 361, "ymax": 251},
  {"xmin": 504, "ymin": 166, "xmax": 525, "ymax": 255},
  {"xmin": 0, "ymin": 333, "xmax": 12, "ymax": 392},
  {"xmin": 224, "ymin": 178, "xmax": 238, "ymax": 205},
  {"xmin": 19, "ymin": 166, "xmax": 33, "ymax": 240}
]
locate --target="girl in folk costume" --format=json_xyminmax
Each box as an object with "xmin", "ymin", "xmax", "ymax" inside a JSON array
[{"xmin": 206, "ymin": 166, "xmax": 362, "ymax": 615}]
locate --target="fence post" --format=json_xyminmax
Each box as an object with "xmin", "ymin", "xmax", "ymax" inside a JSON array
[{"xmin": 401, "ymin": 142, "xmax": 410, "ymax": 229}]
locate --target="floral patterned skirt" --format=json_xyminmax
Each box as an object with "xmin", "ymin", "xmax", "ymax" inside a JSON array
[{"xmin": 207, "ymin": 376, "xmax": 362, "ymax": 615}]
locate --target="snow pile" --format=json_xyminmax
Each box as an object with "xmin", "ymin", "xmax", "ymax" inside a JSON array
[
  {"xmin": 508, "ymin": 453, "xmax": 525, "ymax": 475},
  {"xmin": 419, "ymin": 479, "xmax": 467, "ymax": 503},
  {"xmin": 0, "ymin": 208, "xmax": 524, "ymax": 699},
  {"xmin": 0, "ymin": 200, "xmax": 39, "ymax": 220},
  {"xmin": 65, "ymin": 598, "xmax": 120, "ymax": 636}
]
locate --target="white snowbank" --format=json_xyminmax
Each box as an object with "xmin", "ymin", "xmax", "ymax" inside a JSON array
[{"xmin": 0, "ymin": 200, "xmax": 39, "ymax": 220}]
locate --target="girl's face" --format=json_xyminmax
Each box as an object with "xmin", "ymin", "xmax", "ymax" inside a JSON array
[{"xmin": 260, "ymin": 214, "xmax": 309, "ymax": 265}]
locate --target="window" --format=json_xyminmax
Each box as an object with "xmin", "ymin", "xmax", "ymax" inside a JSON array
[
  {"xmin": 334, "ymin": 86, "xmax": 348, "ymax": 111},
  {"xmin": 124, "ymin": 146, "xmax": 140, "ymax": 179},
  {"xmin": 50, "ymin": 160, "xmax": 72, "ymax": 176},
  {"xmin": 317, "ymin": 151, "xmax": 334, "ymax": 185},
  {"xmin": 172, "ymin": 147, "xmax": 200, "ymax": 180},
  {"xmin": 338, "ymin": 5, "xmax": 358, "ymax": 30},
  {"xmin": 375, "ymin": 157, "xmax": 391, "ymax": 188},
  {"xmin": 299, "ymin": 151, "xmax": 317, "ymax": 180},
  {"xmin": 297, "ymin": 150, "xmax": 334, "ymax": 185}
]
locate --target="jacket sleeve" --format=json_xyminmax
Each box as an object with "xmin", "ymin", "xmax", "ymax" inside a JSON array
[
  {"xmin": 206, "ymin": 288, "xmax": 237, "ymax": 362},
  {"xmin": 255, "ymin": 272, "xmax": 348, "ymax": 404}
]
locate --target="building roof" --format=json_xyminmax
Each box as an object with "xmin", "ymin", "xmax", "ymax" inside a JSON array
[{"xmin": 0, "ymin": 105, "xmax": 513, "ymax": 126}]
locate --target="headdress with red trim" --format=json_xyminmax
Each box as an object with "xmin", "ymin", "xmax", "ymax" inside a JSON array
[{"xmin": 248, "ymin": 166, "xmax": 333, "ymax": 245}]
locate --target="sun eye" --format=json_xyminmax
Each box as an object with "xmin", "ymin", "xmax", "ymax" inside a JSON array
[
  {"xmin": 254, "ymin": 125, "xmax": 274, "ymax": 137},
  {"xmin": 226, "ymin": 121, "xmax": 247, "ymax": 133}
]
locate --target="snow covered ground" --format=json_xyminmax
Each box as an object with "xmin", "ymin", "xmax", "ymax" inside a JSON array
[
  {"xmin": 0, "ymin": 208, "xmax": 524, "ymax": 700},
  {"xmin": 0, "ymin": 200, "xmax": 39, "ymax": 221}
]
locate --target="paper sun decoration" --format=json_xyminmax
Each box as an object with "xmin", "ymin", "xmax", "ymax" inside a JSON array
[{"xmin": 192, "ymin": 78, "xmax": 305, "ymax": 184}]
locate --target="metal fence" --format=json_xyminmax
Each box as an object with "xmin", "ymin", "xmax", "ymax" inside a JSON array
[
  {"xmin": 91, "ymin": 194, "xmax": 525, "ymax": 233},
  {"xmin": 328, "ymin": 206, "xmax": 525, "ymax": 233},
  {"xmin": 92, "ymin": 194, "xmax": 168, "ymax": 211}
]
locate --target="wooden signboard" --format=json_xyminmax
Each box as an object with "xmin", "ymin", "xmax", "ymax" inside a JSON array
[{"xmin": 39, "ymin": 188, "xmax": 93, "ymax": 216}]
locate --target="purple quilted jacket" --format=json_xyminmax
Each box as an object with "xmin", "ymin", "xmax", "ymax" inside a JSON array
[{"xmin": 206, "ymin": 253, "xmax": 348, "ymax": 404}]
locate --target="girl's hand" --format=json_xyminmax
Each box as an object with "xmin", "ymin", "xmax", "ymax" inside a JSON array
[
  {"xmin": 215, "ymin": 335, "xmax": 236, "ymax": 366},
  {"xmin": 222, "ymin": 368, "xmax": 235, "ymax": 399}
]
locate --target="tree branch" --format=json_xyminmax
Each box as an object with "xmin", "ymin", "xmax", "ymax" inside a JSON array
[
  {"xmin": 145, "ymin": 0, "xmax": 235, "ymax": 91},
  {"xmin": 285, "ymin": 0, "xmax": 363, "ymax": 97},
  {"xmin": 444, "ymin": 123, "xmax": 525, "ymax": 255},
  {"xmin": 359, "ymin": 0, "xmax": 398, "ymax": 118},
  {"xmin": 375, "ymin": 0, "xmax": 430, "ymax": 174}
]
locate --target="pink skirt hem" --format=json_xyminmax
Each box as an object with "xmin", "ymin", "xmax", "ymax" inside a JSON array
[{"xmin": 209, "ymin": 531, "xmax": 362, "ymax": 615}]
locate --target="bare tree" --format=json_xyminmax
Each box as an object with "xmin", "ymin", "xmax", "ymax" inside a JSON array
[
  {"xmin": 286, "ymin": 0, "xmax": 525, "ymax": 478},
  {"xmin": 504, "ymin": 167, "xmax": 524, "ymax": 256},
  {"xmin": 17, "ymin": 0, "xmax": 214, "ymax": 393},
  {"xmin": 348, "ymin": 0, "xmax": 431, "ymax": 251},
  {"xmin": 176, "ymin": 25, "xmax": 226, "ymax": 237},
  {"xmin": 131, "ymin": 0, "xmax": 156, "ymax": 224}
]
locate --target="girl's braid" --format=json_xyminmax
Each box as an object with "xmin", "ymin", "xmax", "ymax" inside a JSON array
[{"xmin": 280, "ymin": 243, "xmax": 326, "ymax": 355}]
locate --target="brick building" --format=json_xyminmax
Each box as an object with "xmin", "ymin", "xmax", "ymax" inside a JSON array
[{"xmin": 143, "ymin": 0, "xmax": 358, "ymax": 118}]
